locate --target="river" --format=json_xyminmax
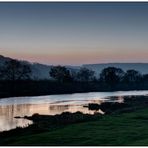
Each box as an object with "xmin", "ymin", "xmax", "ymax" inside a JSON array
[{"xmin": 0, "ymin": 90, "xmax": 148, "ymax": 132}]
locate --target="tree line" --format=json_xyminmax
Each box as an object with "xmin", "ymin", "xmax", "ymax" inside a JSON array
[
  {"xmin": 1, "ymin": 59, "xmax": 148, "ymax": 98},
  {"xmin": 1, "ymin": 59, "xmax": 148, "ymax": 86},
  {"xmin": 49, "ymin": 65, "xmax": 148, "ymax": 86}
]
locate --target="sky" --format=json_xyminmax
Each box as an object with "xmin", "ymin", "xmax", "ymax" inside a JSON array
[{"xmin": 0, "ymin": 2, "xmax": 148, "ymax": 65}]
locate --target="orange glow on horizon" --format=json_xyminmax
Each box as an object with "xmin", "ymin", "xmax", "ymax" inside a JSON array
[{"xmin": 1, "ymin": 48, "xmax": 148, "ymax": 65}]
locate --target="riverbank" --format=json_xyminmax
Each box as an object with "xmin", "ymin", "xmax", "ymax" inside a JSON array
[
  {"xmin": 1, "ymin": 80, "xmax": 148, "ymax": 99},
  {"xmin": 2, "ymin": 108, "xmax": 148, "ymax": 146},
  {"xmin": 1, "ymin": 95, "xmax": 148, "ymax": 145},
  {"xmin": 1, "ymin": 108, "xmax": 148, "ymax": 145},
  {"xmin": 8, "ymin": 108, "xmax": 148, "ymax": 146}
]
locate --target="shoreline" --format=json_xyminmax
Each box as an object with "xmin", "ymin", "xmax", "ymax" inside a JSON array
[
  {"xmin": 1, "ymin": 88, "xmax": 148, "ymax": 100},
  {"xmin": 1, "ymin": 95, "xmax": 148, "ymax": 133},
  {"xmin": 1, "ymin": 80, "xmax": 148, "ymax": 99},
  {"xmin": 1, "ymin": 95, "xmax": 148, "ymax": 145}
]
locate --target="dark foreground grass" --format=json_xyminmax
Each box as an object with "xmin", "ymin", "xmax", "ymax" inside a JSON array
[{"xmin": 2, "ymin": 107, "xmax": 148, "ymax": 146}]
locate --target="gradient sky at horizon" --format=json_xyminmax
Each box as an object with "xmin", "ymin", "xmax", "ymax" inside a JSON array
[{"xmin": 0, "ymin": 2, "xmax": 148, "ymax": 65}]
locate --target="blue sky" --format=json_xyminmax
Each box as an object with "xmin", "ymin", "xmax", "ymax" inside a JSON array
[{"xmin": 0, "ymin": 2, "xmax": 148, "ymax": 65}]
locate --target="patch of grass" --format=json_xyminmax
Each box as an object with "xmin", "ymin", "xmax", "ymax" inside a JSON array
[{"xmin": 1, "ymin": 108, "xmax": 148, "ymax": 145}]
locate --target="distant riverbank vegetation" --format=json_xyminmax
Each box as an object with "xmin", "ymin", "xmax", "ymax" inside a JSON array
[{"xmin": 1, "ymin": 59, "xmax": 148, "ymax": 98}]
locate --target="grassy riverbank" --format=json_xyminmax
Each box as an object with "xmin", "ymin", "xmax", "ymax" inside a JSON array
[
  {"xmin": 1, "ymin": 107, "xmax": 148, "ymax": 145},
  {"xmin": 1, "ymin": 95, "xmax": 148, "ymax": 145}
]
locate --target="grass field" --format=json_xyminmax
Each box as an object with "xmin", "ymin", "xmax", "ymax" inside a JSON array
[{"xmin": 1, "ymin": 107, "xmax": 148, "ymax": 146}]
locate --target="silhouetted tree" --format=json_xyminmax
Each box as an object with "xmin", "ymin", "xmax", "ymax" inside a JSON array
[
  {"xmin": 49, "ymin": 66, "xmax": 72, "ymax": 82},
  {"xmin": 76, "ymin": 67, "xmax": 95, "ymax": 81},
  {"xmin": 123, "ymin": 69, "xmax": 142, "ymax": 83},
  {"xmin": 0, "ymin": 67, "xmax": 3, "ymax": 79},
  {"xmin": 70, "ymin": 70, "xmax": 78, "ymax": 81},
  {"xmin": 99, "ymin": 67, "xmax": 124, "ymax": 86},
  {"xmin": 0, "ymin": 60, "xmax": 32, "ymax": 81},
  {"xmin": 142, "ymin": 74, "xmax": 148, "ymax": 82}
]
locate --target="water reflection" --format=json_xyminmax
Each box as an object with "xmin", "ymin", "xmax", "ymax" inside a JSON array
[
  {"xmin": 0, "ymin": 104, "xmax": 94, "ymax": 132},
  {"xmin": 1, "ymin": 90, "xmax": 148, "ymax": 106},
  {"xmin": 0, "ymin": 90, "xmax": 148, "ymax": 132},
  {"xmin": 0, "ymin": 104, "xmax": 33, "ymax": 132},
  {"xmin": 49, "ymin": 104, "xmax": 104, "ymax": 115},
  {"xmin": 106, "ymin": 96, "xmax": 124, "ymax": 103},
  {"xmin": 0, "ymin": 97, "xmax": 124, "ymax": 132}
]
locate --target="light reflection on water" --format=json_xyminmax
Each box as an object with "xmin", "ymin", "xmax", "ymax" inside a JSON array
[
  {"xmin": 0, "ymin": 100, "xmax": 106, "ymax": 132},
  {"xmin": 0, "ymin": 90, "xmax": 148, "ymax": 132},
  {"xmin": 0, "ymin": 99, "xmax": 116, "ymax": 132}
]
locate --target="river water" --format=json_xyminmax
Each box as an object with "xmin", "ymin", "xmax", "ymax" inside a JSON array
[{"xmin": 0, "ymin": 90, "xmax": 148, "ymax": 132}]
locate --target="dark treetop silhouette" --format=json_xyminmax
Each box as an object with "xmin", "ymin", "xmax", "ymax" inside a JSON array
[
  {"xmin": 0, "ymin": 59, "xmax": 31, "ymax": 81},
  {"xmin": 0, "ymin": 59, "xmax": 148, "ymax": 98}
]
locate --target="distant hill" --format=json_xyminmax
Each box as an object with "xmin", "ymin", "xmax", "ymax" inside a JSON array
[
  {"xmin": 83, "ymin": 63, "xmax": 148, "ymax": 76},
  {"xmin": 0, "ymin": 55, "xmax": 11, "ymax": 65},
  {"xmin": 0, "ymin": 55, "xmax": 80, "ymax": 80},
  {"xmin": 1, "ymin": 55, "xmax": 148, "ymax": 79}
]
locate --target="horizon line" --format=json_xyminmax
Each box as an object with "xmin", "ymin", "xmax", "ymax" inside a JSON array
[{"xmin": 1, "ymin": 54, "xmax": 148, "ymax": 67}]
